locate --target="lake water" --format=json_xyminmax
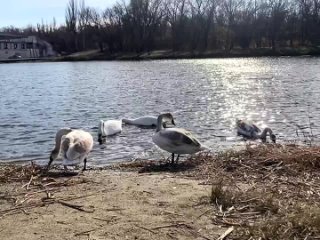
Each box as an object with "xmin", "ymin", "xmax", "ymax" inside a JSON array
[{"xmin": 1, "ymin": 57, "xmax": 320, "ymax": 166}]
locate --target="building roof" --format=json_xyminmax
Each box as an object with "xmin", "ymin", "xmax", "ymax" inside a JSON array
[{"xmin": 0, "ymin": 33, "xmax": 24, "ymax": 40}]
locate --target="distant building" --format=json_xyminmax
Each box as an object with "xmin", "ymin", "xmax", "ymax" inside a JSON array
[{"xmin": 0, "ymin": 34, "xmax": 56, "ymax": 60}]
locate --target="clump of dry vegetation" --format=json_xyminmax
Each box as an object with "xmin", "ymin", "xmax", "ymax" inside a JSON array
[
  {"xmin": 0, "ymin": 162, "xmax": 92, "ymax": 218},
  {"xmin": 0, "ymin": 162, "xmax": 43, "ymax": 183},
  {"xmin": 198, "ymin": 144, "xmax": 320, "ymax": 239}
]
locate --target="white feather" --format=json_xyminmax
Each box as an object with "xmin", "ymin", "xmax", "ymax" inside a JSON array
[
  {"xmin": 122, "ymin": 116, "xmax": 157, "ymax": 127},
  {"xmin": 98, "ymin": 119, "xmax": 122, "ymax": 136}
]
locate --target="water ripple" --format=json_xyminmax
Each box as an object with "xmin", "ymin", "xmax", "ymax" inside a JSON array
[{"xmin": 0, "ymin": 58, "xmax": 320, "ymax": 165}]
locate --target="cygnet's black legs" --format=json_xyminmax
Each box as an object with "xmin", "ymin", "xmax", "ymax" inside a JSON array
[
  {"xmin": 171, "ymin": 153, "xmax": 175, "ymax": 165},
  {"xmin": 83, "ymin": 158, "xmax": 87, "ymax": 171},
  {"xmin": 170, "ymin": 153, "xmax": 180, "ymax": 165},
  {"xmin": 175, "ymin": 154, "xmax": 180, "ymax": 164}
]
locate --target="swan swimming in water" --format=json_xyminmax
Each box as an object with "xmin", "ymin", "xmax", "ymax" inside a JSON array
[
  {"xmin": 122, "ymin": 116, "xmax": 158, "ymax": 127},
  {"xmin": 98, "ymin": 119, "xmax": 122, "ymax": 144},
  {"xmin": 236, "ymin": 119, "xmax": 276, "ymax": 143},
  {"xmin": 152, "ymin": 113, "xmax": 207, "ymax": 164},
  {"xmin": 47, "ymin": 128, "xmax": 94, "ymax": 171}
]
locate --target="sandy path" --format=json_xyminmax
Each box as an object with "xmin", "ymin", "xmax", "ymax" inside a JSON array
[{"xmin": 0, "ymin": 170, "xmax": 225, "ymax": 240}]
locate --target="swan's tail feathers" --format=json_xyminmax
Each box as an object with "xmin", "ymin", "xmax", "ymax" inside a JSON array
[{"xmin": 200, "ymin": 145, "xmax": 210, "ymax": 152}]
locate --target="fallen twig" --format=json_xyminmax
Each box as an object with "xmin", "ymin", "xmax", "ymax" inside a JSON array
[
  {"xmin": 197, "ymin": 208, "xmax": 212, "ymax": 219},
  {"xmin": 104, "ymin": 208, "xmax": 125, "ymax": 212},
  {"xmin": 22, "ymin": 175, "xmax": 34, "ymax": 189},
  {"xmin": 213, "ymin": 218, "xmax": 242, "ymax": 227},
  {"xmin": 56, "ymin": 200, "xmax": 94, "ymax": 213},
  {"xmin": 217, "ymin": 227, "xmax": 234, "ymax": 240},
  {"xmin": 134, "ymin": 224, "xmax": 157, "ymax": 234},
  {"xmin": 74, "ymin": 228, "xmax": 98, "ymax": 236},
  {"xmin": 93, "ymin": 216, "xmax": 117, "ymax": 223},
  {"xmin": 152, "ymin": 222, "xmax": 193, "ymax": 230}
]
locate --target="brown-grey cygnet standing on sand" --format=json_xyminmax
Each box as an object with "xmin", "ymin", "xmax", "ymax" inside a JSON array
[{"xmin": 47, "ymin": 128, "xmax": 93, "ymax": 171}]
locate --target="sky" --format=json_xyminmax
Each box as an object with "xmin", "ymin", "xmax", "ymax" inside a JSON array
[{"xmin": 0, "ymin": 0, "xmax": 118, "ymax": 28}]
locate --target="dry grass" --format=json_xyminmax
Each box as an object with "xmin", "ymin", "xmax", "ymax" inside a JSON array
[
  {"xmin": 201, "ymin": 144, "xmax": 320, "ymax": 239},
  {"xmin": 0, "ymin": 162, "xmax": 92, "ymax": 218},
  {"xmin": 210, "ymin": 181, "xmax": 236, "ymax": 210},
  {"xmin": 2, "ymin": 144, "xmax": 320, "ymax": 239},
  {"xmin": 114, "ymin": 143, "xmax": 320, "ymax": 239},
  {"xmin": 242, "ymin": 205, "xmax": 320, "ymax": 239},
  {"xmin": 0, "ymin": 162, "xmax": 43, "ymax": 183}
]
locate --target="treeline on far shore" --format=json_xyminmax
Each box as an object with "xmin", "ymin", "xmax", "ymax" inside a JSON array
[{"xmin": 1, "ymin": 0, "xmax": 320, "ymax": 56}]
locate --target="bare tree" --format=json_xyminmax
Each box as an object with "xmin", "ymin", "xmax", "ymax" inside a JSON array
[
  {"xmin": 2, "ymin": 0, "xmax": 320, "ymax": 55},
  {"xmin": 66, "ymin": 0, "xmax": 78, "ymax": 51},
  {"xmin": 166, "ymin": 0, "xmax": 188, "ymax": 50},
  {"xmin": 188, "ymin": 0, "xmax": 217, "ymax": 50},
  {"xmin": 222, "ymin": 0, "xmax": 244, "ymax": 50},
  {"xmin": 268, "ymin": 0, "xmax": 288, "ymax": 50},
  {"xmin": 78, "ymin": 0, "xmax": 92, "ymax": 49}
]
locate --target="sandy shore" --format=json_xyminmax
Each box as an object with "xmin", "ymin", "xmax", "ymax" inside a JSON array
[
  {"xmin": 1, "ymin": 144, "xmax": 320, "ymax": 239},
  {"xmin": 0, "ymin": 169, "xmax": 226, "ymax": 240}
]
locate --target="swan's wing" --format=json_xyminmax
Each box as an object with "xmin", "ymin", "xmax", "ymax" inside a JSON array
[
  {"xmin": 251, "ymin": 124, "xmax": 261, "ymax": 133},
  {"xmin": 66, "ymin": 139, "xmax": 92, "ymax": 161},
  {"xmin": 73, "ymin": 142, "xmax": 87, "ymax": 154},
  {"xmin": 237, "ymin": 121, "xmax": 260, "ymax": 133},
  {"xmin": 160, "ymin": 128, "xmax": 201, "ymax": 147},
  {"xmin": 70, "ymin": 130, "xmax": 94, "ymax": 152},
  {"xmin": 237, "ymin": 127, "xmax": 252, "ymax": 138},
  {"xmin": 133, "ymin": 117, "xmax": 157, "ymax": 126},
  {"xmin": 104, "ymin": 120, "xmax": 122, "ymax": 135}
]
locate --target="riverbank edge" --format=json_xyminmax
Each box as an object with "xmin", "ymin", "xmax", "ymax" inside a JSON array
[
  {"xmin": 1, "ymin": 143, "xmax": 320, "ymax": 240},
  {"xmin": 1, "ymin": 47, "xmax": 320, "ymax": 64}
]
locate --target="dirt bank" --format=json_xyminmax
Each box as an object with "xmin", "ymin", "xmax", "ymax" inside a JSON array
[
  {"xmin": 0, "ymin": 169, "xmax": 225, "ymax": 240},
  {"xmin": 1, "ymin": 143, "xmax": 320, "ymax": 239}
]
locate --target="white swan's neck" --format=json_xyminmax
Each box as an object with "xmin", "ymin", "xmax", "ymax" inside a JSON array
[
  {"xmin": 98, "ymin": 120, "xmax": 105, "ymax": 136},
  {"xmin": 122, "ymin": 118, "xmax": 133, "ymax": 124},
  {"xmin": 156, "ymin": 115, "xmax": 164, "ymax": 132}
]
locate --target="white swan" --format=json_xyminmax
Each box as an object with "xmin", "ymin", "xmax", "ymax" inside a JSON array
[
  {"xmin": 122, "ymin": 116, "xmax": 157, "ymax": 127},
  {"xmin": 152, "ymin": 113, "xmax": 207, "ymax": 164},
  {"xmin": 98, "ymin": 119, "xmax": 122, "ymax": 143},
  {"xmin": 236, "ymin": 119, "xmax": 276, "ymax": 143},
  {"xmin": 48, "ymin": 128, "xmax": 94, "ymax": 171}
]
